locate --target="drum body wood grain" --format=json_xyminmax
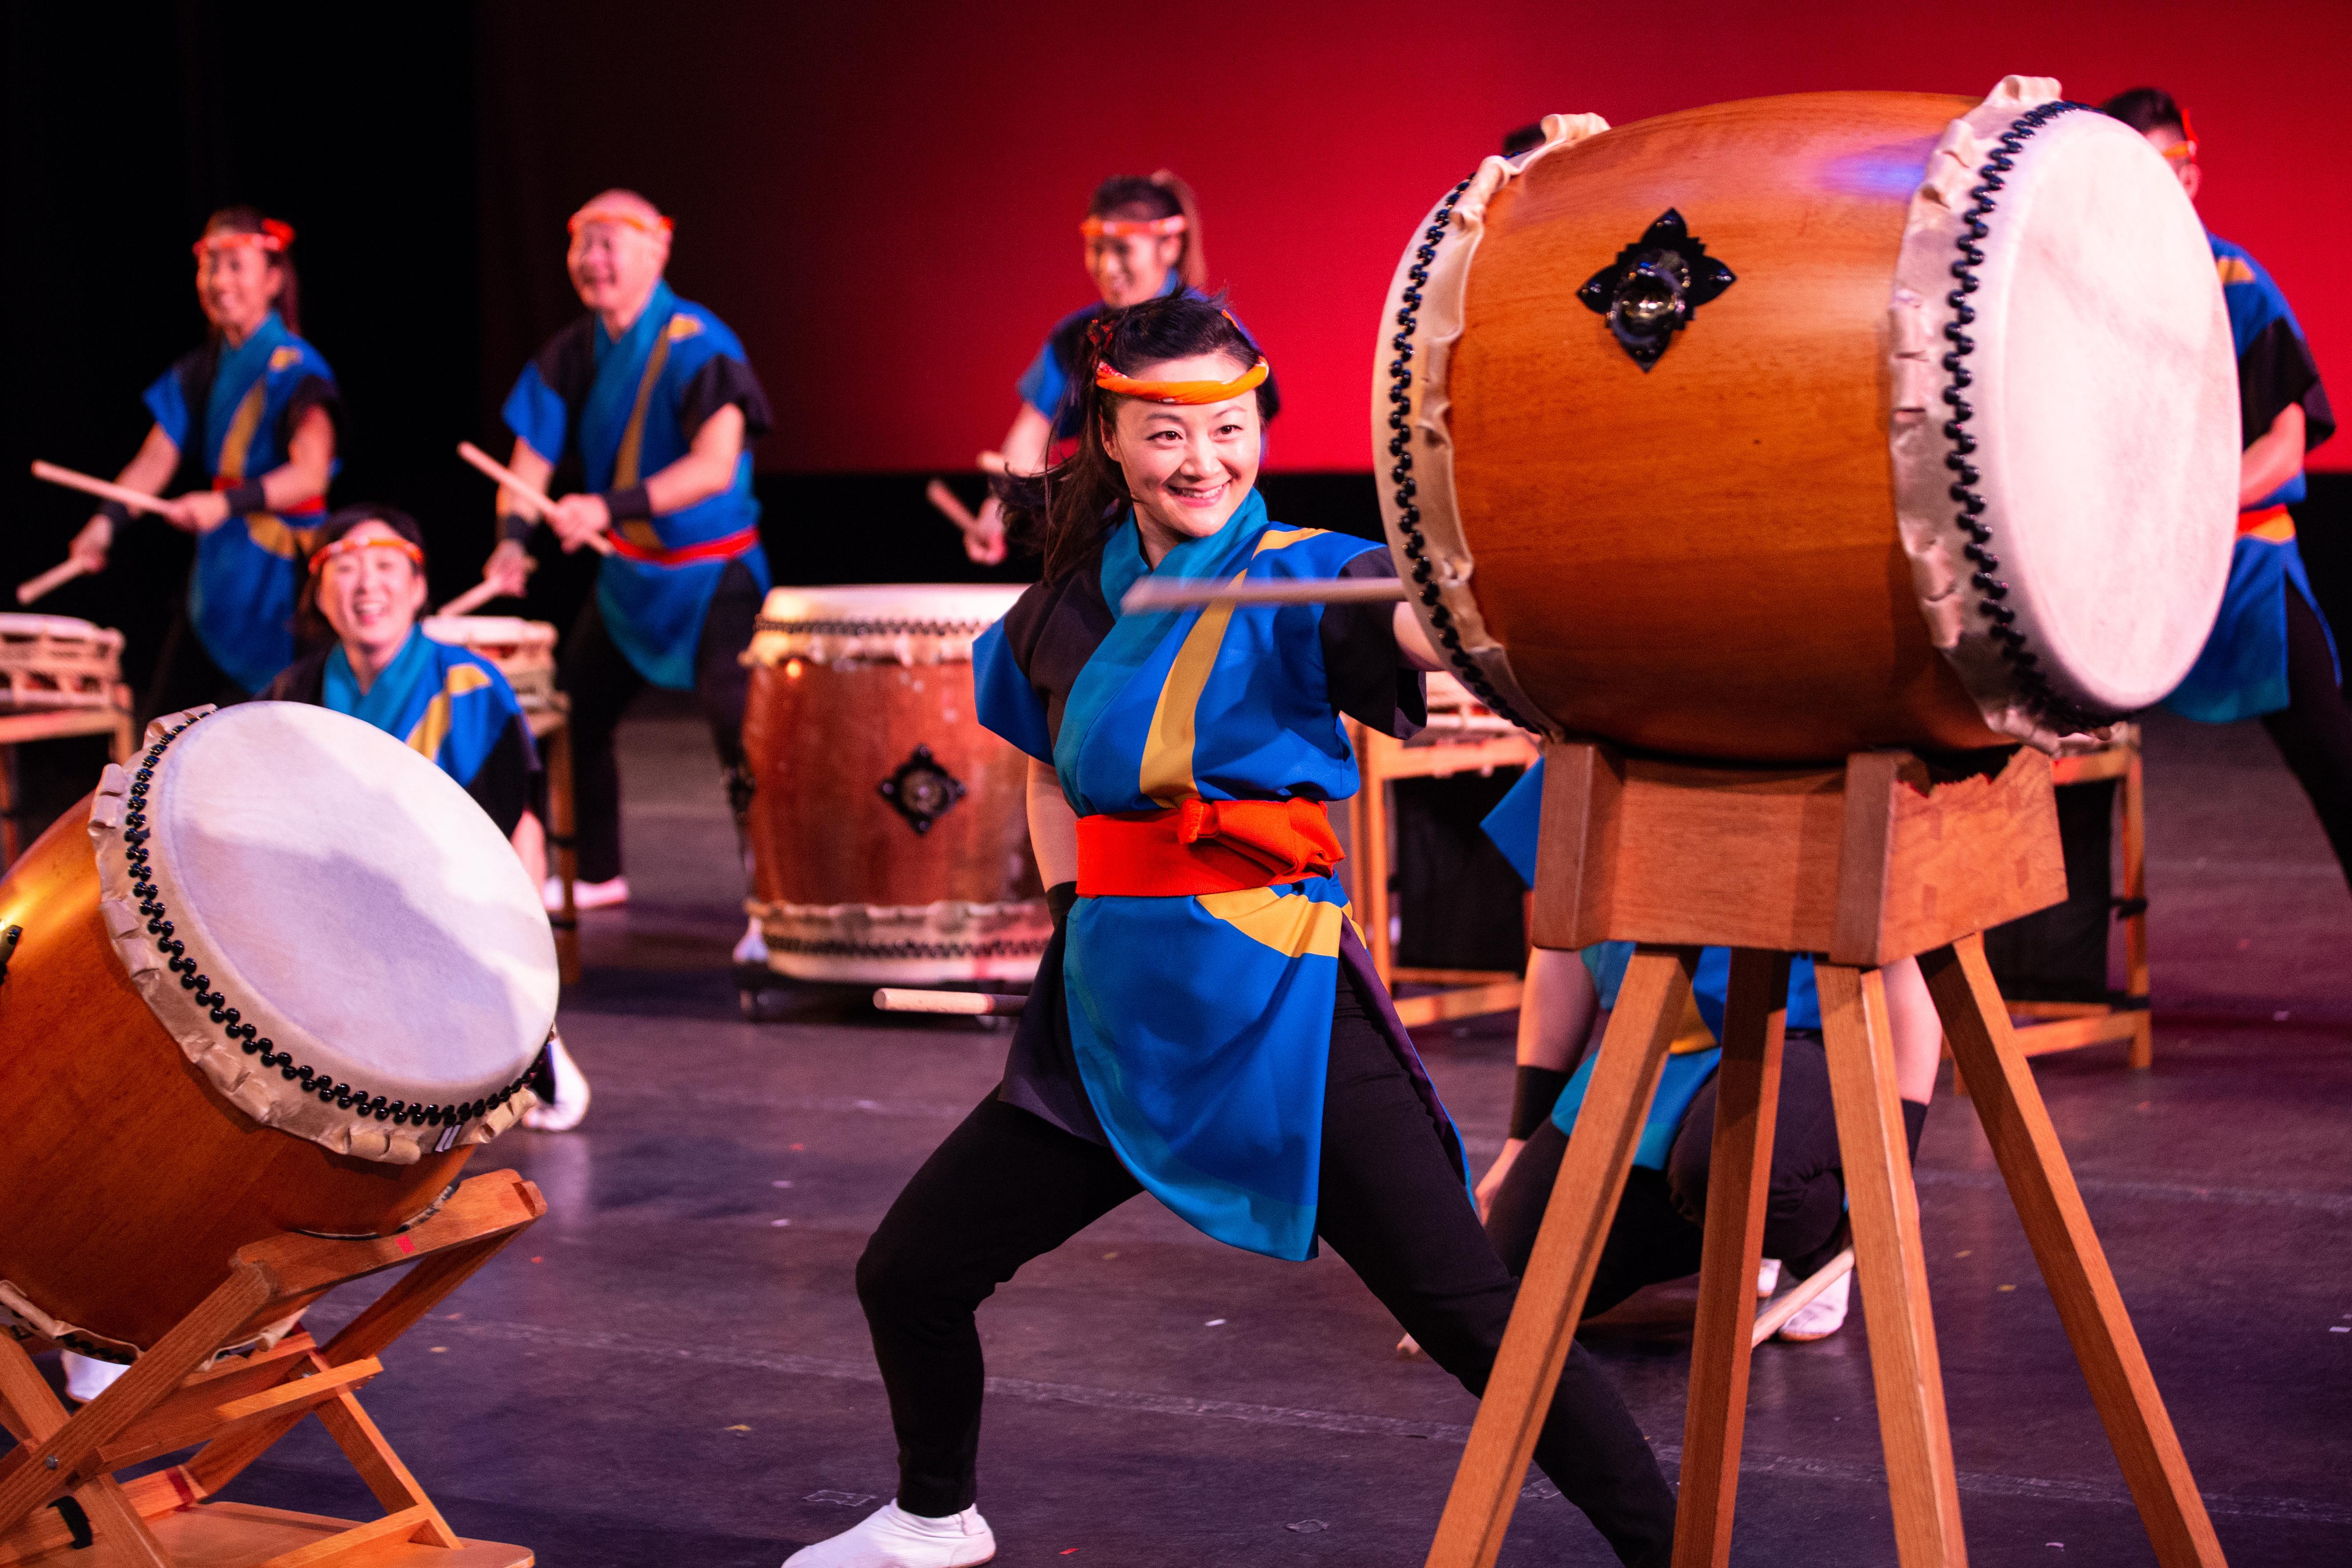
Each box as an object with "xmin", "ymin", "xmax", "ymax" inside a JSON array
[
  {"xmin": 1379, "ymin": 85, "xmax": 2237, "ymax": 762},
  {"xmin": 0, "ymin": 805, "xmax": 473, "ymax": 1350},
  {"xmin": 744, "ymin": 587, "xmax": 1048, "ymax": 984}
]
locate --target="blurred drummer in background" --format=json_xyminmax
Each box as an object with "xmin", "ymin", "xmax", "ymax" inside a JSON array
[
  {"xmin": 266, "ymin": 506, "xmax": 591, "ymax": 1133},
  {"xmin": 474, "ymin": 190, "xmax": 774, "ymax": 949},
  {"xmin": 65, "ymin": 207, "xmax": 341, "ymax": 721},
  {"xmin": 953, "ymin": 171, "xmax": 1278, "ymax": 564},
  {"xmin": 2105, "ymin": 89, "xmax": 2348, "ymax": 886}
]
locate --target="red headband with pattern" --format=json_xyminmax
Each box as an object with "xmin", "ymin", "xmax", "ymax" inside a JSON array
[{"xmin": 193, "ymin": 219, "xmax": 294, "ymax": 259}]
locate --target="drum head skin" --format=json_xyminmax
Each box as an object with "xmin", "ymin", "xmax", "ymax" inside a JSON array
[
  {"xmin": 749, "ymin": 584, "xmax": 1026, "ymax": 667},
  {"xmin": 91, "ymin": 703, "xmax": 556, "ymax": 1163}
]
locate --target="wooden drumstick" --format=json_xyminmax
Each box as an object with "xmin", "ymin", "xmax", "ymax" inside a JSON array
[
  {"xmin": 1750, "ymin": 1247, "xmax": 1855, "ymax": 1346},
  {"xmin": 455, "ymin": 441, "xmax": 614, "ymax": 557},
  {"xmin": 29, "ymin": 460, "xmax": 174, "ymax": 517},
  {"xmin": 873, "ymin": 988, "xmax": 1028, "ymax": 1017},
  {"xmin": 1119, "ymin": 577, "xmax": 1409, "ymax": 613},
  {"xmin": 437, "ymin": 578, "xmax": 509, "ymax": 618},
  {"xmin": 15, "ymin": 558, "xmax": 88, "ymax": 605},
  {"xmin": 925, "ymin": 478, "xmax": 981, "ymax": 534}
]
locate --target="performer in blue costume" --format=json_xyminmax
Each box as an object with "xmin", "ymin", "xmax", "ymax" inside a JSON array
[
  {"xmin": 65, "ymin": 208, "xmax": 340, "ymax": 722},
  {"xmin": 1470, "ymin": 760, "xmax": 1942, "ymax": 1345},
  {"xmin": 476, "ymin": 190, "xmax": 774, "ymax": 925},
  {"xmin": 795, "ymin": 295, "xmax": 1673, "ymax": 1568},
  {"xmin": 2104, "ymin": 89, "xmax": 2347, "ymax": 887},
  {"xmin": 951, "ymin": 171, "xmax": 1278, "ymax": 564},
  {"xmin": 264, "ymin": 506, "xmax": 590, "ymax": 1135}
]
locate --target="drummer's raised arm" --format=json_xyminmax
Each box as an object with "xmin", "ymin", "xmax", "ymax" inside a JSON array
[
  {"xmin": 481, "ymin": 439, "xmax": 556, "ymax": 594},
  {"xmin": 66, "ymin": 424, "xmax": 180, "ymax": 574}
]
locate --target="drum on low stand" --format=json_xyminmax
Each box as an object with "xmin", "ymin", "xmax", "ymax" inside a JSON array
[
  {"xmin": 742, "ymin": 586, "xmax": 1050, "ymax": 986},
  {"xmin": 420, "ymin": 614, "xmax": 560, "ymax": 713},
  {"xmin": 0, "ymin": 701, "xmax": 556, "ymax": 1357},
  {"xmin": 0, "ymin": 614, "xmax": 123, "ymax": 710},
  {"xmin": 1379, "ymin": 80, "xmax": 2238, "ymax": 762}
]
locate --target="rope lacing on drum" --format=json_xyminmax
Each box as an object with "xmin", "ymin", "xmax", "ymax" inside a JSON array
[
  {"xmin": 753, "ymin": 618, "xmax": 998, "ymax": 637},
  {"xmin": 1942, "ymin": 99, "xmax": 2106, "ymax": 736},
  {"xmin": 122, "ymin": 713, "xmax": 536, "ymax": 1137},
  {"xmin": 1384, "ymin": 180, "xmax": 1542, "ymax": 733}
]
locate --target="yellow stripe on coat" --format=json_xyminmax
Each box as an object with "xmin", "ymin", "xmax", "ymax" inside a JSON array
[
  {"xmin": 404, "ymin": 664, "xmax": 495, "ymax": 761},
  {"xmin": 1195, "ymin": 887, "xmax": 1345, "ymax": 959}
]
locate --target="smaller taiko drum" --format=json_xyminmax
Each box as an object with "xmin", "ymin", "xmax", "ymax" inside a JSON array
[
  {"xmin": 742, "ymin": 586, "xmax": 1049, "ymax": 984},
  {"xmin": 0, "ymin": 613, "xmax": 124, "ymax": 710},
  {"xmin": 422, "ymin": 615, "xmax": 560, "ymax": 713}
]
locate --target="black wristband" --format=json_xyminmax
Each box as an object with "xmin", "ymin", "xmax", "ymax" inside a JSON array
[
  {"xmin": 1901, "ymin": 1096, "xmax": 1930, "ymax": 1164},
  {"xmin": 1509, "ymin": 1065, "xmax": 1573, "ymax": 1141},
  {"xmin": 98, "ymin": 500, "xmax": 132, "ymax": 527},
  {"xmin": 498, "ymin": 511, "xmax": 534, "ymax": 546},
  {"xmin": 600, "ymin": 484, "xmax": 653, "ymax": 523},
  {"xmin": 1046, "ymin": 880, "xmax": 1078, "ymax": 933},
  {"xmin": 220, "ymin": 478, "xmax": 267, "ymax": 515}
]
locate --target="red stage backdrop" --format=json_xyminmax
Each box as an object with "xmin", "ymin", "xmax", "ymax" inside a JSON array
[{"xmin": 478, "ymin": 0, "xmax": 2350, "ymax": 473}]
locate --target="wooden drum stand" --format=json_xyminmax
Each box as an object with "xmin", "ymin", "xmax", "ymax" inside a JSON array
[
  {"xmin": 1428, "ymin": 743, "xmax": 2224, "ymax": 1568},
  {"xmin": 0, "ymin": 1171, "xmax": 544, "ymax": 1568}
]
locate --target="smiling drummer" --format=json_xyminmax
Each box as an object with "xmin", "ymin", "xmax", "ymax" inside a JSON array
[
  {"xmin": 474, "ymin": 190, "xmax": 774, "ymax": 932},
  {"xmin": 264, "ymin": 507, "xmax": 591, "ymax": 1133}
]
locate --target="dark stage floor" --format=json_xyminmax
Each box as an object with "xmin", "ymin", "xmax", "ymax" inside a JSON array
[{"xmin": 25, "ymin": 701, "xmax": 2352, "ymax": 1566}]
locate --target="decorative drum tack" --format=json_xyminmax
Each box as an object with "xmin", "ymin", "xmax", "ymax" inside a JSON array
[
  {"xmin": 0, "ymin": 613, "xmax": 124, "ymax": 710},
  {"xmin": 0, "ymin": 702, "xmax": 556, "ymax": 1354},
  {"xmin": 742, "ymin": 585, "xmax": 1050, "ymax": 984},
  {"xmin": 1375, "ymin": 77, "xmax": 2238, "ymax": 762}
]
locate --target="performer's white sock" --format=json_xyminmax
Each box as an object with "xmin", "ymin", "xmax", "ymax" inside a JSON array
[
  {"xmin": 734, "ymin": 914, "xmax": 770, "ymax": 966},
  {"xmin": 544, "ymin": 874, "xmax": 629, "ymax": 912},
  {"xmin": 1775, "ymin": 1268, "xmax": 1852, "ymax": 1342},
  {"xmin": 781, "ymin": 1500, "xmax": 995, "ymax": 1568},
  {"xmin": 1756, "ymin": 1257, "xmax": 1781, "ymax": 1298},
  {"xmin": 520, "ymin": 1038, "xmax": 592, "ymax": 1133},
  {"xmin": 61, "ymin": 1351, "xmax": 130, "ymax": 1403}
]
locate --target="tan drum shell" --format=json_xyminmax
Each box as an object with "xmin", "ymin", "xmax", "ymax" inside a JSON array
[
  {"xmin": 0, "ymin": 804, "xmax": 475, "ymax": 1352},
  {"xmin": 1438, "ymin": 92, "xmax": 2003, "ymax": 762},
  {"xmin": 743, "ymin": 607, "xmax": 1046, "ymax": 985}
]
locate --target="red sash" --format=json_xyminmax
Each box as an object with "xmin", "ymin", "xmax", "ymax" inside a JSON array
[
  {"xmin": 605, "ymin": 525, "xmax": 760, "ymax": 567},
  {"xmin": 1076, "ymin": 798, "xmax": 1343, "ymax": 898},
  {"xmin": 2236, "ymin": 503, "xmax": 2295, "ymax": 541}
]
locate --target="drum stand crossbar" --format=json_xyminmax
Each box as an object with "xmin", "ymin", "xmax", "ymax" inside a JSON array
[
  {"xmin": 1428, "ymin": 744, "xmax": 2225, "ymax": 1568},
  {"xmin": 0, "ymin": 1170, "xmax": 544, "ymax": 1568}
]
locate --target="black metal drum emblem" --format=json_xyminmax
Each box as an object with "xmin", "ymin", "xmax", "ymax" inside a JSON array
[
  {"xmin": 1577, "ymin": 209, "xmax": 1736, "ymax": 370},
  {"xmin": 878, "ymin": 745, "xmax": 965, "ymax": 835}
]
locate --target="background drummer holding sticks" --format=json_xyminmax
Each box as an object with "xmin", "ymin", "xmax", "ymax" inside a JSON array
[
  {"xmin": 470, "ymin": 190, "xmax": 775, "ymax": 940},
  {"xmin": 50, "ymin": 207, "xmax": 340, "ymax": 723}
]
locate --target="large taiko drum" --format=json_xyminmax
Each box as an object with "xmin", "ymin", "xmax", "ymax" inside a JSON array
[
  {"xmin": 0, "ymin": 703, "xmax": 555, "ymax": 1355},
  {"xmin": 421, "ymin": 614, "xmax": 560, "ymax": 712},
  {"xmin": 1376, "ymin": 78, "xmax": 2239, "ymax": 762},
  {"xmin": 0, "ymin": 613, "xmax": 124, "ymax": 710},
  {"xmin": 742, "ymin": 585, "xmax": 1050, "ymax": 984}
]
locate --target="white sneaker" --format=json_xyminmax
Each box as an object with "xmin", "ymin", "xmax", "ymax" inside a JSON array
[
  {"xmin": 783, "ymin": 1501, "xmax": 995, "ymax": 1567},
  {"xmin": 1756, "ymin": 1258, "xmax": 1781, "ymax": 1299},
  {"xmin": 62, "ymin": 1351, "xmax": 131, "ymax": 1403},
  {"xmin": 521, "ymin": 1037, "xmax": 592, "ymax": 1133},
  {"xmin": 734, "ymin": 914, "xmax": 770, "ymax": 966},
  {"xmin": 1776, "ymin": 1269, "xmax": 1851, "ymax": 1342},
  {"xmin": 544, "ymin": 875, "xmax": 629, "ymax": 912}
]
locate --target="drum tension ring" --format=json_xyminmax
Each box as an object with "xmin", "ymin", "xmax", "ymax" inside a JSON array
[{"xmin": 1577, "ymin": 209, "xmax": 1736, "ymax": 370}]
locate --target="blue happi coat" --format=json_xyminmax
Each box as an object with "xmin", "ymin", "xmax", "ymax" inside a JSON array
[
  {"xmin": 503, "ymin": 280, "xmax": 771, "ymax": 689},
  {"xmin": 1482, "ymin": 759, "xmax": 1821, "ymax": 1166},
  {"xmin": 2165, "ymin": 234, "xmax": 2339, "ymax": 723},
  {"xmin": 143, "ymin": 312, "xmax": 339, "ymax": 691},
  {"xmin": 321, "ymin": 628, "xmax": 529, "ymax": 791},
  {"xmin": 976, "ymin": 491, "xmax": 1458, "ymax": 1259}
]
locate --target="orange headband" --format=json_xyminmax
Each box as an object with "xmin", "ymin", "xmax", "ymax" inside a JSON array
[
  {"xmin": 1081, "ymin": 214, "xmax": 1187, "ymax": 240},
  {"xmin": 1095, "ymin": 357, "xmax": 1269, "ymax": 404},
  {"xmin": 2160, "ymin": 106, "xmax": 2201, "ymax": 163},
  {"xmin": 310, "ymin": 533, "xmax": 425, "ymax": 575},
  {"xmin": 192, "ymin": 219, "xmax": 294, "ymax": 259},
  {"xmin": 568, "ymin": 205, "xmax": 674, "ymax": 239}
]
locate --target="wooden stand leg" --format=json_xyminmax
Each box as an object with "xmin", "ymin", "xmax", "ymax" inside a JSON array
[
  {"xmin": 0, "ymin": 1336, "xmax": 174, "ymax": 1568},
  {"xmin": 2121, "ymin": 748, "xmax": 2152, "ymax": 1070},
  {"xmin": 547, "ymin": 713, "xmax": 580, "ymax": 985},
  {"xmin": 1817, "ymin": 964, "xmax": 1967, "ymax": 1568},
  {"xmin": 1922, "ymin": 938, "xmax": 2223, "ymax": 1567},
  {"xmin": 1427, "ymin": 946, "xmax": 1696, "ymax": 1568},
  {"xmin": 1672, "ymin": 950, "xmax": 1790, "ymax": 1568}
]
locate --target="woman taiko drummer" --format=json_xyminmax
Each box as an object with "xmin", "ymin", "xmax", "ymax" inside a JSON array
[
  {"xmin": 952, "ymin": 170, "xmax": 1278, "ymax": 563},
  {"xmin": 788, "ymin": 293, "xmax": 1675, "ymax": 1568},
  {"xmin": 66, "ymin": 208, "xmax": 341, "ymax": 720}
]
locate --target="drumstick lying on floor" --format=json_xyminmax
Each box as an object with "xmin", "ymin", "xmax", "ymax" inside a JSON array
[
  {"xmin": 455, "ymin": 441, "xmax": 614, "ymax": 556},
  {"xmin": 873, "ymin": 988, "xmax": 1028, "ymax": 1017},
  {"xmin": 1750, "ymin": 1247, "xmax": 1855, "ymax": 1346},
  {"xmin": 16, "ymin": 559, "xmax": 88, "ymax": 605},
  {"xmin": 1119, "ymin": 577, "xmax": 1408, "ymax": 613},
  {"xmin": 925, "ymin": 479, "xmax": 981, "ymax": 534}
]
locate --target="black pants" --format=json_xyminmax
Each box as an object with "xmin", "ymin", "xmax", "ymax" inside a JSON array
[
  {"xmin": 2259, "ymin": 589, "xmax": 2352, "ymax": 891},
  {"xmin": 557, "ymin": 560, "xmax": 760, "ymax": 884},
  {"xmin": 1485, "ymin": 1035, "xmax": 1849, "ymax": 1321},
  {"xmin": 856, "ymin": 973, "xmax": 1679, "ymax": 1566},
  {"xmin": 142, "ymin": 602, "xmax": 249, "ymax": 729}
]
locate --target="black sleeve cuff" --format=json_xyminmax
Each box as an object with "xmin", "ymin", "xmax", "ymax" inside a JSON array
[
  {"xmin": 600, "ymin": 484, "xmax": 653, "ymax": 522},
  {"xmin": 98, "ymin": 500, "xmax": 132, "ymax": 527},
  {"xmin": 1509, "ymin": 1064, "xmax": 1573, "ymax": 1141},
  {"xmin": 498, "ymin": 511, "xmax": 535, "ymax": 546},
  {"xmin": 1046, "ymin": 880, "xmax": 1078, "ymax": 932},
  {"xmin": 221, "ymin": 478, "xmax": 267, "ymax": 515}
]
